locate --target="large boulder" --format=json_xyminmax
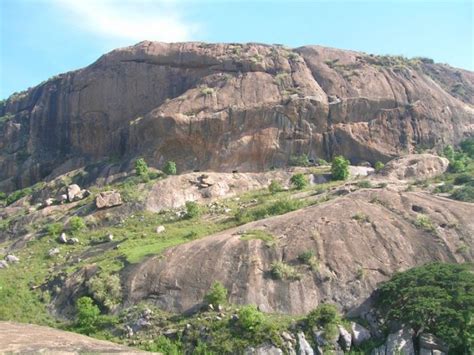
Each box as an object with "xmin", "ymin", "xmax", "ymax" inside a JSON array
[
  {"xmin": 338, "ymin": 325, "xmax": 352, "ymax": 352},
  {"xmin": 67, "ymin": 184, "xmax": 82, "ymax": 202},
  {"xmin": 377, "ymin": 154, "xmax": 449, "ymax": 181},
  {"xmin": 95, "ymin": 191, "xmax": 123, "ymax": 209},
  {"xmin": 350, "ymin": 322, "xmax": 371, "ymax": 346},
  {"xmin": 372, "ymin": 328, "xmax": 415, "ymax": 355},
  {"xmin": 297, "ymin": 332, "xmax": 314, "ymax": 355}
]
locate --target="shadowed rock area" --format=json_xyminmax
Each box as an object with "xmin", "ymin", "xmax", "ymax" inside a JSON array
[{"xmin": 1, "ymin": 42, "xmax": 473, "ymax": 191}]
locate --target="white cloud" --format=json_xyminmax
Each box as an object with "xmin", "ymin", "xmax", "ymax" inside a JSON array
[{"xmin": 53, "ymin": 0, "xmax": 199, "ymax": 42}]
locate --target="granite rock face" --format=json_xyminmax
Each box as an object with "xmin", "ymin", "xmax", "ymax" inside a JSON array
[
  {"xmin": 1, "ymin": 42, "xmax": 473, "ymax": 191},
  {"xmin": 126, "ymin": 188, "xmax": 473, "ymax": 315}
]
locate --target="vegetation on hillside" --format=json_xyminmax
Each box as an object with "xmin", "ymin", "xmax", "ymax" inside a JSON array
[{"xmin": 376, "ymin": 262, "xmax": 474, "ymax": 354}]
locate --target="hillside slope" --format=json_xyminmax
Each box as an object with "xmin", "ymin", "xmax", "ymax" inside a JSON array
[
  {"xmin": 1, "ymin": 42, "xmax": 473, "ymax": 192},
  {"xmin": 127, "ymin": 187, "xmax": 473, "ymax": 315}
]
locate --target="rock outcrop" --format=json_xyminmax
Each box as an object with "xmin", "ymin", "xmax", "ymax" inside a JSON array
[
  {"xmin": 127, "ymin": 188, "xmax": 473, "ymax": 315},
  {"xmin": 1, "ymin": 42, "xmax": 472, "ymax": 192},
  {"xmin": 0, "ymin": 321, "xmax": 144, "ymax": 354},
  {"xmin": 95, "ymin": 190, "xmax": 123, "ymax": 209},
  {"xmin": 377, "ymin": 154, "xmax": 449, "ymax": 181}
]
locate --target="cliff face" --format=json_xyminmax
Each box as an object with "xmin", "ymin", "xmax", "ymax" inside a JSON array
[{"xmin": 1, "ymin": 41, "xmax": 473, "ymax": 191}]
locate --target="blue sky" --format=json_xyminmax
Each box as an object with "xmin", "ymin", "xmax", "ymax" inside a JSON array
[{"xmin": 0, "ymin": 0, "xmax": 472, "ymax": 99}]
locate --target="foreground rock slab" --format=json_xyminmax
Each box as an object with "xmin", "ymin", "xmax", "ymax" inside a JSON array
[{"xmin": 0, "ymin": 321, "xmax": 145, "ymax": 354}]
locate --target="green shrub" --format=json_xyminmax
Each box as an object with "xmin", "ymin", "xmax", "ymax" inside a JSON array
[
  {"xmin": 453, "ymin": 173, "xmax": 473, "ymax": 185},
  {"xmin": 87, "ymin": 273, "xmax": 122, "ymax": 312},
  {"xmin": 331, "ymin": 156, "xmax": 350, "ymax": 181},
  {"xmin": 289, "ymin": 154, "xmax": 310, "ymax": 167},
  {"xmin": 306, "ymin": 303, "xmax": 341, "ymax": 328},
  {"xmin": 298, "ymin": 251, "xmax": 318, "ymax": 271},
  {"xmin": 450, "ymin": 159, "xmax": 467, "ymax": 173},
  {"xmin": 240, "ymin": 230, "xmax": 275, "ymax": 247},
  {"xmin": 68, "ymin": 216, "xmax": 86, "ymax": 234},
  {"xmin": 75, "ymin": 296, "xmax": 100, "ymax": 335},
  {"xmin": 316, "ymin": 158, "xmax": 329, "ymax": 166},
  {"xmin": 414, "ymin": 215, "xmax": 436, "ymax": 232},
  {"xmin": 146, "ymin": 335, "xmax": 183, "ymax": 354},
  {"xmin": 204, "ymin": 281, "xmax": 228, "ymax": 306},
  {"xmin": 376, "ymin": 263, "xmax": 474, "ymax": 353},
  {"xmin": 290, "ymin": 173, "xmax": 308, "ymax": 190},
  {"xmin": 201, "ymin": 86, "xmax": 215, "ymax": 95},
  {"xmin": 46, "ymin": 223, "xmax": 63, "ymax": 237},
  {"xmin": 306, "ymin": 304, "xmax": 341, "ymax": 341},
  {"xmin": 460, "ymin": 137, "xmax": 474, "ymax": 158},
  {"xmin": 451, "ymin": 186, "xmax": 474, "ymax": 202},
  {"xmin": 135, "ymin": 158, "xmax": 149, "ymax": 179},
  {"xmin": 298, "ymin": 250, "xmax": 314, "ymax": 264},
  {"xmin": 443, "ymin": 145, "xmax": 456, "ymax": 162},
  {"xmin": 235, "ymin": 198, "xmax": 303, "ymax": 224},
  {"xmin": 185, "ymin": 201, "xmax": 201, "ymax": 219},
  {"xmin": 163, "ymin": 161, "xmax": 177, "ymax": 175},
  {"xmin": 184, "ymin": 230, "xmax": 199, "ymax": 240},
  {"xmin": 374, "ymin": 161, "xmax": 385, "ymax": 172},
  {"xmin": 238, "ymin": 305, "xmax": 265, "ymax": 332},
  {"xmin": 0, "ymin": 192, "xmax": 6, "ymax": 200},
  {"xmin": 270, "ymin": 261, "xmax": 301, "ymax": 280},
  {"xmin": 352, "ymin": 213, "xmax": 370, "ymax": 223},
  {"xmin": 357, "ymin": 180, "xmax": 372, "ymax": 188},
  {"xmin": 434, "ymin": 183, "xmax": 454, "ymax": 193},
  {"xmin": 268, "ymin": 180, "xmax": 283, "ymax": 194},
  {"xmin": 6, "ymin": 187, "xmax": 33, "ymax": 205},
  {"xmin": 266, "ymin": 198, "xmax": 302, "ymax": 215}
]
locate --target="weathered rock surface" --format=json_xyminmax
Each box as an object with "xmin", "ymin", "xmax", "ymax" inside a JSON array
[
  {"xmin": 0, "ymin": 321, "xmax": 144, "ymax": 354},
  {"xmin": 245, "ymin": 343, "xmax": 284, "ymax": 355},
  {"xmin": 127, "ymin": 188, "xmax": 473, "ymax": 315},
  {"xmin": 372, "ymin": 328, "xmax": 415, "ymax": 355},
  {"xmin": 350, "ymin": 322, "xmax": 371, "ymax": 346},
  {"xmin": 1, "ymin": 42, "xmax": 472, "ymax": 192},
  {"xmin": 145, "ymin": 170, "xmax": 294, "ymax": 211},
  {"xmin": 377, "ymin": 154, "xmax": 449, "ymax": 181},
  {"xmin": 95, "ymin": 190, "xmax": 123, "ymax": 209},
  {"xmin": 297, "ymin": 332, "xmax": 314, "ymax": 355}
]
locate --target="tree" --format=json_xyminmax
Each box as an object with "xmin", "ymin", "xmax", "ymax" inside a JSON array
[
  {"xmin": 331, "ymin": 156, "xmax": 350, "ymax": 180},
  {"xmin": 290, "ymin": 173, "xmax": 308, "ymax": 190},
  {"xmin": 268, "ymin": 180, "xmax": 283, "ymax": 194},
  {"xmin": 75, "ymin": 296, "xmax": 100, "ymax": 334},
  {"xmin": 163, "ymin": 161, "xmax": 177, "ymax": 175},
  {"xmin": 204, "ymin": 281, "xmax": 228, "ymax": 306},
  {"xmin": 135, "ymin": 158, "xmax": 149, "ymax": 178},
  {"xmin": 376, "ymin": 263, "xmax": 474, "ymax": 353}
]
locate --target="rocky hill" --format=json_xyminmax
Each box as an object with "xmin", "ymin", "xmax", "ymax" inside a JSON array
[
  {"xmin": 1, "ymin": 42, "xmax": 473, "ymax": 192},
  {"xmin": 0, "ymin": 42, "xmax": 473, "ymax": 354}
]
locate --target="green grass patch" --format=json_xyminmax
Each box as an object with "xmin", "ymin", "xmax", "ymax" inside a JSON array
[{"xmin": 239, "ymin": 229, "xmax": 276, "ymax": 247}]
